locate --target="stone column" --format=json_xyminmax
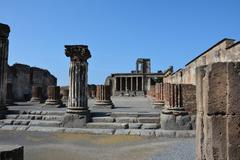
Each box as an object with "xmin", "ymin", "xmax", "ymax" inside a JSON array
[
  {"xmin": 62, "ymin": 45, "xmax": 91, "ymax": 127},
  {"xmin": 94, "ymin": 85, "xmax": 114, "ymax": 109},
  {"xmin": 120, "ymin": 77, "xmax": 122, "ymax": 92},
  {"xmin": 153, "ymin": 83, "xmax": 164, "ymax": 109},
  {"xmin": 44, "ymin": 86, "xmax": 62, "ymax": 107},
  {"xmin": 136, "ymin": 77, "xmax": 138, "ymax": 91},
  {"xmin": 125, "ymin": 77, "xmax": 127, "ymax": 91},
  {"xmin": 61, "ymin": 88, "xmax": 69, "ymax": 104},
  {"xmin": 30, "ymin": 86, "xmax": 43, "ymax": 103},
  {"xmin": 0, "ymin": 23, "xmax": 10, "ymax": 117},
  {"xmin": 196, "ymin": 62, "xmax": 240, "ymax": 160},
  {"xmin": 6, "ymin": 83, "xmax": 14, "ymax": 106},
  {"xmin": 131, "ymin": 77, "xmax": 133, "ymax": 91}
]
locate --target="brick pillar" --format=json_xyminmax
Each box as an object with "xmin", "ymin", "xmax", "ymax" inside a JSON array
[
  {"xmin": 196, "ymin": 62, "xmax": 240, "ymax": 160},
  {"xmin": 94, "ymin": 85, "xmax": 114, "ymax": 109},
  {"xmin": 161, "ymin": 83, "xmax": 191, "ymax": 130},
  {"xmin": 6, "ymin": 83, "xmax": 14, "ymax": 105},
  {"xmin": 153, "ymin": 83, "xmax": 164, "ymax": 109},
  {"xmin": 62, "ymin": 45, "xmax": 91, "ymax": 127},
  {"xmin": 61, "ymin": 88, "xmax": 69, "ymax": 103},
  {"xmin": 30, "ymin": 86, "xmax": 43, "ymax": 103},
  {"xmin": 45, "ymin": 86, "xmax": 62, "ymax": 107},
  {"xmin": 0, "ymin": 23, "xmax": 10, "ymax": 117}
]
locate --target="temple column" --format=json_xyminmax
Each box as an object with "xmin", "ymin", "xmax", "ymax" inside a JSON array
[
  {"xmin": 125, "ymin": 77, "xmax": 127, "ymax": 91},
  {"xmin": 0, "ymin": 23, "xmax": 10, "ymax": 118},
  {"xmin": 94, "ymin": 85, "xmax": 114, "ymax": 109},
  {"xmin": 131, "ymin": 77, "xmax": 133, "ymax": 91},
  {"xmin": 44, "ymin": 86, "xmax": 62, "ymax": 107},
  {"xmin": 62, "ymin": 45, "xmax": 91, "ymax": 127},
  {"xmin": 120, "ymin": 77, "xmax": 122, "ymax": 92},
  {"xmin": 30, "ymin": 86, "xmax": 43, "ymax": 104},
  {"xmin": 136, "ymin": 77, "xmax": 138, "ymax": 91},
  {"xmin": 6, "ymin": 82, "xmax": 14, "ymax": 106}
]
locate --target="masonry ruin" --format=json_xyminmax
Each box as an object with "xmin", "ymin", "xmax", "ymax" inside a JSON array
[{"xmin": 1, "ymin": 22, "xmax": 240, "ymax": 160}]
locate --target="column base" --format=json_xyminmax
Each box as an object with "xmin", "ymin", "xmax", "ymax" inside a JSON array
[
  {"xmin": 160, "ymin": 108, "xmax": 193, "ymax": 130},
  {"xmin": 93, "ymin": 100, "xmax": 114, "ymax": 109},
  {"xmin": 30, "ymin": 97, "xmax": 43, "ymax": 104},
  {"xmin": 62, "ymin": 110, "xmax": 91, "ymax": 128},
  {"xmin": 44, "ymin": 99, "xmax": 64, "ymax": 108},
  {"xmin": 152, "ymin": 100, "xmax": 164, "ymax": 109}
]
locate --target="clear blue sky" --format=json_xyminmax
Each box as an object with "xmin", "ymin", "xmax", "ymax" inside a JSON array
[{"xmin": 1, "ymin": 0, "xmax": 240, "ymax": 86}]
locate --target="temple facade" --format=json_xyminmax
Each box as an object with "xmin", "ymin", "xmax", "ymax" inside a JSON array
[{"xmin": 105, "ymin": 58, "xmax": 169, "ymax": 96}]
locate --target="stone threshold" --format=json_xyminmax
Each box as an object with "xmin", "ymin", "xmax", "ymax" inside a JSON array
[{"xmin": 0, "ymin": 125, "xmax": 195, "ymax": 138}]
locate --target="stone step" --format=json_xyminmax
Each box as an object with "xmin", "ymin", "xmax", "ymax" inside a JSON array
[
  {"xmin": 0, "ymin": 119, "xmax": 62, "ymax": 127},
  {"xmin": 115, "ymin": 117, "xmax": 138, "ymax": 123},
  {"xmin": 8, "ymin": 110, "xmax": 65, "ymax": 116},
  {"xmin": 87, "ymin": 122, "xmax": 128, "ymax": 129},
  {"xmin": 141, "ymin": 123, "xmax": 160, "ymax": 129},
  {"xmin": 5, "ymin": 114, "xmax": 63, "ymax": 121},
  {"xmin": 137, "ymin": 117, "xmax": 160, "ymax": 123},
  {"xmin": 92, "ymin": 117, "xmax": 115, "ymax": 123},
  {"xmin": 111, "ymin": 112, "xmax": 160, "ymax": 118}
]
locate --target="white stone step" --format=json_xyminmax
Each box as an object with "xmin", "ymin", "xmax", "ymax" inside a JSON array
[
  {"xmin": 137, "ymin": 117, "xmax": 160, "ymax": 123},
  {"xmin": 87, "ymin": 122, "xmax": 128, "ymax": 129},
  {"xmin": 141, "ymin": 123, "xmax": 160, "ymax": 129},
  {"xmin": 29, "ymin": 120, "xmax": 62, "ymax": 127},
  {"xmin": 111, "ymin": 112, "xmax": 160, "ymax": 118},
  {"xmin": 115, "ymin": 117, "xmax": 138, "ymax": 123},
  {"xmin": 92, "ymin": 117, "xmax": 115, "ymax": 123}
]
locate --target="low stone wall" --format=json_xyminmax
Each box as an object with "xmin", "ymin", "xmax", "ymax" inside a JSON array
[{"xmin": 0, "ymin": 145, "xmax": 24, "ymax": 160}]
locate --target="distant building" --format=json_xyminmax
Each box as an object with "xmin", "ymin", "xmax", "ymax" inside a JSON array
[{"xmin": 105, "ymin": 58, "xmax": 171, "ymax": 96}]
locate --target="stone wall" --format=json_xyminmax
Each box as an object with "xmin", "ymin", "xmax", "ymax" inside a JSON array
[
  {"xmin": 196, "ymin": 62, "xmax": 240, "ymax": 159},
  {"xmin": 8, "ymin": 63, "xmax": 57, "ymax": 101},
  {"xmin": 181, "ymin": 84, "xmax": 196, "ymax": 115},
  {"xmin": 164, "ymin": 38, "xmax": 240, "ymax": 85}
]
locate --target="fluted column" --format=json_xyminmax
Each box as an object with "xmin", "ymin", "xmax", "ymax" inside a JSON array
[
  {"xmin": 63, "ymin": 45, "xmax": 91, "ymax": 127},
  {"xmin": 45, "ymin": 86, "xmax": 62, "ymax": 107},
  {"xmin": 0, "ymin": 23, "xmax": 10, "ymax": 115},
  {"xmin": 94, "ymin": 85, "xmax": 114, "ymax": 109}
]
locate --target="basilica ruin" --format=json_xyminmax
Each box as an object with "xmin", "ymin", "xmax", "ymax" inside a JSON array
[{"xmin": 0, "ymin": 22, "xmax": 240, "ymax": 160}]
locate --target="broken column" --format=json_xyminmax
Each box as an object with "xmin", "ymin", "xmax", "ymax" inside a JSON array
[
  {"xmin": 160, "ymin": 83, "xmax": 192, "ymax": 130},
  {"xmin": 0, "ymin": 23, "xmax": 10, "ymax": 118},
  {"xmin": 196, "ymin": 62, "xmax": 240, "ymax": 160},
  {"xmin": 153, "ymin": 83, "xmax": 164, "ymax": 109},
  {"xmin": 94, "ymin": 85, "xmax": 114, "ymax": 109},
  {"xmin": 6, "ymin": 83, "xmax": 14, "ymax": 105},
  {"xmin": 62, "ymin": 45, "xmax": 91, "ymax": 127},
  {"xmin": 61, "ymin": 88, "xmax": 69, "ymax": 104},
  {"xmin": 30, "ymin": 86, "xmax": 43, "ymax": 103},
  {"xmin": 44, "ymin": 86, "xmax": 62, "ymax": 107}
]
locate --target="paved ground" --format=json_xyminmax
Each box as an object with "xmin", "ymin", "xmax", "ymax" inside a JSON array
[{"xmin": 0, "ymin": 130, "xmax": 195, "ymax": 160}]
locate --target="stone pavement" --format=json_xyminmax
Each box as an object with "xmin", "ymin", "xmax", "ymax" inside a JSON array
[{"xmin": 0, "ymin": 130, "xmax": 195, "ymax": 160}]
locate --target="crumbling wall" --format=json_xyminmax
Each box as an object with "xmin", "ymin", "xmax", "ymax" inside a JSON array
[{"xmin": 8, "ymin": 63, "xmax": 57, "ymax": 101}]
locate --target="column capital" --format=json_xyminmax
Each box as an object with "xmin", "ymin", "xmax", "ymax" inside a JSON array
[
  {"xmin": 65, "ymin": 45, "xmax": 91, "ymax": 61},
  {"xmin": 0, "ymin": 23, "xmax": 10, "ymax": 38}
]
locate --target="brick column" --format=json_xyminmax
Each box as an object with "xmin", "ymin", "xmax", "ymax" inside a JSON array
[
  {"xmin": 153, "ymin": 83, "xmax": 164, "ymax": 109},
  {"xmin": 61, "ymin": 88, "xmax": 69, "ymax": 104},
  {"xmin": 6, "ymin": 83, "xmax": 14, "ymax": 106},
  {"xmin": 62, "ymin": 45, "xmax": 91, "ymax": 127},
  {"xmin": 0, "ymin": 23, "xmax": 10, "ymax": 117},
  {"xmin": 45, "ymin": 86, "xmax": 62, "ymax": 107},
  {"xmin": 30, "ymin": 86, "xmax": 43, "ymax": 103},
  {"xmin": 94, "ymin": 85, "xmax": 114, "ymax": 109},
  {"xmin": 196, "ymin": 62, "xmax": 240, "ymax": 160}
]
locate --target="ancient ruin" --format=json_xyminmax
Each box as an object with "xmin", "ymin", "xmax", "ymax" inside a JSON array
[
  {"xmin": 0, "ymin": 23, "xmax": 10, "ymax": 118},
  {"xmin": 94, "ymin": 85, "xmax": 114, "ymax": 109},
  {"xmin": 105, "ymin": 58, "xmax": 164, "ymax": 96},
  {"xmin": 30, "ymin": 86, "xmax": 43, "ymax": 103},
  {"xmin": 62, "ymin": 45, "xmax": 91, "ymax": 127},
  {"xmin": 44, "ymin": 86, "xmax": 62, "ymax": 107},
  {"xmin": 196, "ymin": 62, "xmax": 240, "ymax": 159}
]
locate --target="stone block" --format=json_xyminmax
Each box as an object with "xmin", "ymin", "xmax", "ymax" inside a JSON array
[
  {"xmin": 30, "ymin": 120, "xmax": 61, "ymax": 127},
  {"xmin": 129, "ymin": 129, "xmax": 141, "ymax": 136},
  {"xmin": 92, "ymin": 117, "xmax": 115, "ymax": 123},
  {"xmin": 64, "ymin": 128, "xmax": 114, "ymax": 135},
  {"xmin": 116, "ymin": 117, "xmax": 137, "ymax": 123},
  {"xmin": 27, "ymin": 126, "xmax": 65, "ymax": 133},
  {"xmin": 141, "ymin": 123, "xmax": 160, "ymax": 129},
  {"xmin": 87, "ymin": 122, "xmax": 128, "ymax": 129},
  {"xmin": 155, "ymin": 129, "xmax": 176, "ymax": 138},
  {"xmin": 0, "ymin": 145, "xmax": 24, "ymax": 160},
  {"xmin": 140, "ymin": 130, "xmax": 155, "ymax": 136},
  {"xmin": 114, "ymin": 129, "xmax": 131, "ymax": 135},
  {"xmin": 137, "ymin": 117, "xmax": 160, "ymax": 123},
  {"xmin": 175, "ymin": 130, "xmax": 196, "ymax": 138},
  {"xmin": 128, "ymin": 123, "xmax": 142, "ymax": 129}
]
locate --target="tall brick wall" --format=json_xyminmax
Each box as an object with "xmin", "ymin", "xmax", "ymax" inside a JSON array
[{"xmin": 196, "ymin": 62, "xmax": 240, "ymax": 160}]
